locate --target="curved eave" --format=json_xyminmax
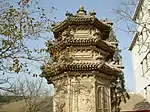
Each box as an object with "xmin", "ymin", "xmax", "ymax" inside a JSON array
[
  {"xmin": 100, "ymin": 63, "xmax": 122, "ymax": 75},
  {"xmin": 96, "ymin": 40, "xmax": 115, "ymax": 53},
  {"xmin": 41, "ymin": 62, "xmax": 122, "ymax": 80},
  {"xmin": 52, "ymin": 17, "xmax": 112, "ymax": 39},
  {"xmin": 50, "ymin": 38, "xmax": 115, "ymax": 54}
]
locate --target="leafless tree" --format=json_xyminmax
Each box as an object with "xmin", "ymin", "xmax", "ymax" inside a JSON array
[
  {"xmin": 5, "ymin": 77, "xmax": 53, "ymax": 112},
  {"xmin": 111, "ymin": 0, "xmax": 150, "ymax": 111},
  {"xmin": 114, "ymin": 0, "xmax": 150, "ymax": 48}
]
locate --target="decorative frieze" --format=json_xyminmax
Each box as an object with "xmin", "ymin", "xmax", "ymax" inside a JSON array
[
  {"xmin": 41, "ymin": 61, "xmax": 121, "ymax": 81},
  {"xmin": 46, "ymin": 37, "xmax": 116, "ymax": 57},
  {"xmin": 41, "ymin": 6, "xmax": 123, "ymax": 112}
]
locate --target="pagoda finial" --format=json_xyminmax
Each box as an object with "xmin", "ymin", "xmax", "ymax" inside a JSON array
[
  {"xmin": 79, "ymin": 5, "xmax": 84, "ymax": 10},
  {"xmin": 77, "ymin": 5, "xmax": 86, "ymax": 15}
]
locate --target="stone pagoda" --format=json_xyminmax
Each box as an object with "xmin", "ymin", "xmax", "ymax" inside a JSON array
[{"xmin": 41, "ymin": 6, "xmax": 123, "ymax": 112}]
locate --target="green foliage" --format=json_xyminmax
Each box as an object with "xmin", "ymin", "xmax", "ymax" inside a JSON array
[
  {"xmin": 111, "ymin": 73, "xmax": 130, "ymax": 112},
  {"xmin": 108, "ymin": 30, "xmax": 130, "ymax": 112},
  {"xmin": 0, "ymin": 0, "xmax": 56, "ymax": 93},
  {"xmin": 0, "ymin": 0, "xmax": 53, "ymax": 74}
]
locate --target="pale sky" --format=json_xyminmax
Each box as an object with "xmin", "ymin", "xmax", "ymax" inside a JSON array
[
  {"xmin": 8, "ymin": 0, "xmax": 136, "ymax": 91},
  {"xmin": 38, "ymin": 0, "xmax": 136, "ymax": 91}
]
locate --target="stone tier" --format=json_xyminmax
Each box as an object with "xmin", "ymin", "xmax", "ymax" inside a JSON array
[
  {"xmin": 52, "ymin": 16, "xmax": 112, "ymax": 40},
  {"xmin": 48, "ymin": 37, "xmax": 116, "ymax": 54},
  {"xmin": 41, "ymin": 61, "xmax": 122, "ymax": 83},
  {"xmin": 52, "ymin": 16, "xmax": 111, "ymax": 31}
]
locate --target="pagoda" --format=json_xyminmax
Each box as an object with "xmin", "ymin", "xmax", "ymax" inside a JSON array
[{"xmin": 41, "ymin": 6, "xmax": 123, "ymax": 112}]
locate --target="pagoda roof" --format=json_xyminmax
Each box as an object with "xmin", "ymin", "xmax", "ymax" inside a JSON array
[
  {"xmin": 41, "ymin": 61, "xmax": 122, "ymax": 81},
  {"xmin": 49, "ymin": 37, "xmax": 116, "ymax": 54},
  {"xmin": 51, "ymin": 6, "xmax": 113, "ymax": 38}
]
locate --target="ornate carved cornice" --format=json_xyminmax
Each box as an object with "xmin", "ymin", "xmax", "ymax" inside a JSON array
[
  {"xmin": 48, "ymin": 38, "xmax": 115, "ymax": 54},
  {"xmin": 41, "ymin": 61, "xmax": 122, "ymax": 81},
  {"xmin": 41, "ymin": 7, "xmax": 123, "ymax": 86},
  {"xmin": 52, "ymin": 17, "xmax": 112, "ymax": 33},
  {"xmin": 52, "ymin": 13, "xmax": 113, "ymax": 40}
]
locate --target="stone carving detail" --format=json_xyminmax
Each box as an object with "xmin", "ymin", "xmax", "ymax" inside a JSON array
[
  {"xmin": 61, "ymin": 28, "xmax": 74, "ymax": 41},
  {"xmin": 41, "ymin": 6, "xmax": 123, "ymax": 112},
  {"xmin": 97, "ymin": 85, "xmax": 110, "ymax": 112},
  {"xmin": 72, "ymin": 78, "xmax": 94, "ymax": 112},
  {"xmin": 79, "ymin": 89, "xmax": 92, "ymax": 112},
  {"xmin": 74, "ymin": 25, "xmax": 92, "ymax": 39},
  {"xmin": 109, "ymin": 50, "xmax": 122, "ymax": 66},
  {"xmin": 93, "ymin": 30, "xmax": 102, "ymax": 39},
  {"xmin": 72, "ymin": 49, "xmax": 92, "ymax": 60},
  {"xmin": 53, "ymin": 78, "xmax": 68, "ymax": 112}
]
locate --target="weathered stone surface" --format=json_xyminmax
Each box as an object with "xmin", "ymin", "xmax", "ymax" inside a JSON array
[{"xmin": 41, "ymin": 6, "xmax": 123, "ymax": 112}]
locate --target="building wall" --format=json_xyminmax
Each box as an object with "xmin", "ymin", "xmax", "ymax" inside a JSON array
[{"xmin": 131, "ymin": 0, "xmax": 150, "ymax": 102}]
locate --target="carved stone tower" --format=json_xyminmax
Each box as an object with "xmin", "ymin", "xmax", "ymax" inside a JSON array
[{"xmin": 41, "ymin": 6, "xmax": 122, "ymax": 112}]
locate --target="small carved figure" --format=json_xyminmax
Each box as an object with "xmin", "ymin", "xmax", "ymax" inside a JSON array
[{"xmin": 110, "ymin": 50, "xmax": 122, "ymax": 65}]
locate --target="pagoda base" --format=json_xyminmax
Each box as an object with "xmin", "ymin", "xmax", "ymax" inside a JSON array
[{"xmin": 52, "ymin": 71, "xmax": 112, "ymax": 112}]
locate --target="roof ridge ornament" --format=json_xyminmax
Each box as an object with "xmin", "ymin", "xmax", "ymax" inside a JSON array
[
  {"xmin": 65, "ymin": 11, "xmax": 74, "ymax": 18},
  {"xmin": 89, "ymin": 10, "xmax": 96, "ymax": 16},
  {"xmin": 77, "ymin": 5, "xmax": 86, "ymax": 16}
]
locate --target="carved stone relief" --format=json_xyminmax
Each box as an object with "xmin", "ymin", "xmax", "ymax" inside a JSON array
[
  {"xmin": 91, "ymin": 27, "xmax": 103, "ymax": 39},
  {"xmin": 93, "ymin": 30, "xmax": 102, "ymax": 39},
  {"xmin": 61, "ymin": 27, "xmax": 74, "ymax": 41},
  {"xmin": 71, "ymin": 47, "xmax": 93, "ymax": 60},
  {"xmin": 53, "ymin": 78, "xmax": 68, "ymax": 112},
  {"xmin": 74, "ymin": 25, "xmax": 92, "ymax": 39},
  {"xmin": 42, "ymin": 7, "xmax": 123, "ymax": 112},
  {"xmin": 94, "ymin": 51, "xmax": 105, "ymax": 61},
  {"xmin": 71, "ymin": 76, "xmax": 95, "ymax": 112},
  {"xmin": 96, "ymin": 83, "xmax": 110, "ymax": 112}
]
